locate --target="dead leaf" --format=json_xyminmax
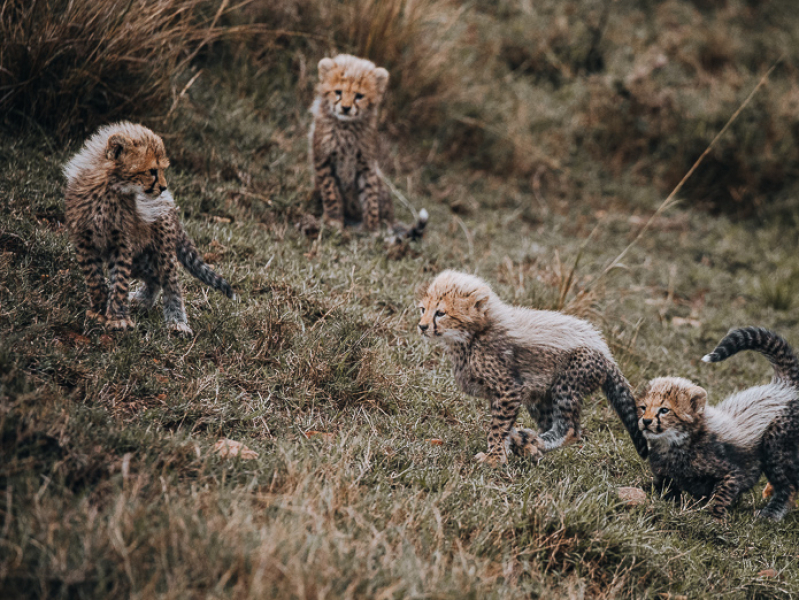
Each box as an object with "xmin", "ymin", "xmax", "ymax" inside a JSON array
[
  {"xmin": 203, "ymin": 252, "xmax": 222, "ymax": 264},
  {"xmin": 758, "ymin": 569, "xmax": 779, "ymax": 578},
  {"xmin": 303, "ymin": 430, "xmax": 334, "ymax": 440},
  {"xmin": 213, "ymin": 438, "xmax": 259, "ymax": 460},
  {"xmin": 64, "ymin": 331, "xmax": 90, "ymax": 346},
  {"xmin": 428, "ymin": 438, "xmax": 444, "ymax": 446},
  {"xmin": 617, "ymin": 486, "xmax": 647, "ymax": 507},
  {"xmin": 212, "ymin": 216, "xmax": 232, "ymax": 224}
]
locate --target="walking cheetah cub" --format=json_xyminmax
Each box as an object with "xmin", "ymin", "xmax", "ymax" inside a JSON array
[
  {"xmin": 63, "ymin": 122, "xmax": 234, "ymax": 335},
  {"xmin": 309, "ymin": 53, "xmax": 427, "ymax": 241},
  {"xmin": 639, "ymin": 327, "xmax": 799, "ymax": 520},
  {"xmin": 417, "ymin": 270, "xmax": 648, "ymax": 466}
]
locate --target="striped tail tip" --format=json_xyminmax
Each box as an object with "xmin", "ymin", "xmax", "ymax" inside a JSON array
[
  {"xmin": 701, "ymin": 354, "xmax": 714, "ymax": 363},
  {"xmin": 418, "ymin": 208, "xmax": 429, "ymax": 224}
]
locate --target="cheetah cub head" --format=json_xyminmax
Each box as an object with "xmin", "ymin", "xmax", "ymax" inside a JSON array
[
  {"xmin": 316, "ymin": 54, "xmax": 389, "ymax": 122},
  {"xmin": 417, "ymin": 270, "xmax": 495, "ymax": 345},
  {"xmin": 63, "ymin": 122, "xmax": 173, "ymax": 223},
  {"xmin": 637, "ymin": 377, "xmax": 708, "ymax": 446}
]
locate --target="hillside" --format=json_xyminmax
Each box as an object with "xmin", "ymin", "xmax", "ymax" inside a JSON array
[{"xmin": 2, "ymin": 0, "xmax": 799, "ymax": 597}]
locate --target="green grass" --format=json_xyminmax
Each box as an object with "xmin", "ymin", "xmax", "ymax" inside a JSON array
[{"xmin": 4, "ymin": 1, "xmax": 799, "ymax": 597}]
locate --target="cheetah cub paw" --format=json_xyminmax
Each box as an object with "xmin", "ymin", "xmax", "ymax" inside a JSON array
[
  {"xmin": 474, "ymin": 451, "xmax": 508, "ymax": 467},
  {"xmin": 168, "ymin": 321, "xmax": 193, "ymax": 336},
  {"xmin": 106, "ymin": 317, "xmax": 135, "ymax": 331}
]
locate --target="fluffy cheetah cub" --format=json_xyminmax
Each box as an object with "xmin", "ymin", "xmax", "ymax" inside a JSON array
[
  {"xmin": 64, "ymin": 122, "xmax": 234, "ymax": 335},
  {"xmin": 309, "ymin": 53, "xmax": 427, "ymax": 241},
  {"xmin": 639, "ymin": 327, "xmax": 799, "ymax": 520},
  {"xmin": 417, "ymin": 270, "xmax": 648, "ymax": 466}
]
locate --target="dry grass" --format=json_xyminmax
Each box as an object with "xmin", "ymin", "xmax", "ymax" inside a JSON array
[{"xmin": 0, "ymin": 0, "xmax": 214, "ymax": 138}]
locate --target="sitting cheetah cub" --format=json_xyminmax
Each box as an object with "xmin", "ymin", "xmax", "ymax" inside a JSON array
[
  {"xmin": 309, "ymin": 53, "xmax": 428, "ymax": 241},
  {"xmin": 417, "ymin": 270, "xmax": 648, "ymax": 466},
  {"xmin": 63, "ymin": 122, "xmax": 234, "ymax": 335}
]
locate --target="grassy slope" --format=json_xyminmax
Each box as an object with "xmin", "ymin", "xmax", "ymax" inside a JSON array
[{"xmin": 4, "ymin": 5, "xmax": 799, "ymax": 600}]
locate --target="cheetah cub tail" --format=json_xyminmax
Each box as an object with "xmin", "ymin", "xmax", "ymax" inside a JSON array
[
  {"xmin": 176, "ymin": 225, "xmax": 236, "ymax": 300},
  {"xmin": 388, "ymin": 208, "xmax": 428, "ymax": 244},
  {"xmin": 702, "ymin": 326, "xmax": 799, "ymax": 387}
]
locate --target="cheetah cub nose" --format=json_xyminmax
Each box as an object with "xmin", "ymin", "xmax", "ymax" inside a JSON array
[{"xmin": 419, "ymin": 324, "xmax": 429, "ymax": 332}]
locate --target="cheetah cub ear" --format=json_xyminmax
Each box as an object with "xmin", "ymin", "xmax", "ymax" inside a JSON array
[
  {"xmin": 469, "ymin": 286, "xmax": 491, "ymax": 314},
  {"xmin": 374, "ymin": 67, "xmax": 389, "ymax": 98},
  {"xmin": 318, "ymin": 57, "xmax": 336, "ymax": 81},
  {"xmin": 677, "ymin": 385, "xmax": 707, "ymax": 422},
  {"xmin": 106, "ymin": 133, "xmax": 131, "ymax": 161}
]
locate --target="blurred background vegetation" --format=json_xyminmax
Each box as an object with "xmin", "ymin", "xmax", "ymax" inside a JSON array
[{"xmin": 3, "ymin": 0, "xmax": 799, "ymax": 217}]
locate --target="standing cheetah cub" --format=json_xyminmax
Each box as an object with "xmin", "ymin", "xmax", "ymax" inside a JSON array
[
  {"xmin": 309, "ymin": 53, "xmax": 428, "ymax": 240},
  {"xmin": 417, "ymin": 270, "xmax": 648, "ymax": 466},
  {"xmin": 64, "ymin": 122, "xmax": 234, "ymax": 335}
]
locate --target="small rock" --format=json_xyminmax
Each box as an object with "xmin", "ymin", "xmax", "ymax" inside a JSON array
[
  {"xmin": 617, "ymin": 486, "xmax": 647, "ymax": 506},
  {"xmin": 213, "ymin": 438, "xmax": 259, "ymax": 460}
]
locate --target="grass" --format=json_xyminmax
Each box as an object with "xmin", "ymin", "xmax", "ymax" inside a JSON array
[
  {"xmin": 3, "ymin": 0, "xmax": 799, "ymax": 598},
  {"xmin": 0, "ymin": 0, "xmax": 218, "ymax": 139}
]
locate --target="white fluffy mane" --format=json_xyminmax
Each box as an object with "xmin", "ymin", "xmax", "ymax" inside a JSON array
[
  {"xmin": 706, "ymin": 382, "xmax": 795, "ymax": 449},
  {"xmin": 62, "ymin": 121, "xmax": 146, "ymax": 183},
  {"xmin": 432, "ymin": 270, "xmax": 611, "ymax": 356}
]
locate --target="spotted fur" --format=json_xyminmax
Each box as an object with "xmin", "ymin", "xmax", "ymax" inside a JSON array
[
  {"xmin": 309, "ymin": 54, "xmax": 427, "ymax": 241},
  {"xmin": 64, "ymin": 122, "xmax": 234, "ymax": 335},
  {"xmin": 416, "ymin": 270, "xmax": 648, "ymax": 466},
  {"xmin": 640, "ymin": 328, "xmax": 799, "ymax": 520}
]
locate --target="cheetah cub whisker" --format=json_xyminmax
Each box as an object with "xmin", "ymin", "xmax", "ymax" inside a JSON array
[
  {"xmin": 309, "ymin": 54, "xmax": 428, "ymax": 242},
  {"xmin": 64, "ymin": 121, "xmax": 235, "ymax": 336},
  {"xmin": 417, "ymin": 270, "xmax": 648, "ymax": 467}
]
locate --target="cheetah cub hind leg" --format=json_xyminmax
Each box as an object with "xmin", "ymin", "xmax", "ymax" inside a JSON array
[
  {"xmin": 475, "ymin": 430, "xmax": 543, "ymax": 465},
  {"xmin": 128, "ymin": 284, "xmax": 159, "ymax": 311},
  {"xmin": 509, "ymin": 428, "xmax": 545, "ymax": 458}
]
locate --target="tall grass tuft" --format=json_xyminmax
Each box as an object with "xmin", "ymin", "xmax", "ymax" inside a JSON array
[{"xmin": 0, "ymin": 0, "xmax": 213, "ymax": 139}]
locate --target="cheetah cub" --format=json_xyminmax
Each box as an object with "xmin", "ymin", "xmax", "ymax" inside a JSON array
[
  {"xmin": 639, "ymin": 327, "xmax": 799, "ymax": 520},
  {"xmin": 417, "ymin": 270, "xmax": 648, "ymax": 466},
  {"xmin": 309, "ymin": 53, "xmax": 428, "ymax": 241},
  {"xmin": 64, "ymin": 122, "xmax": 234, "ymax": 335}
]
